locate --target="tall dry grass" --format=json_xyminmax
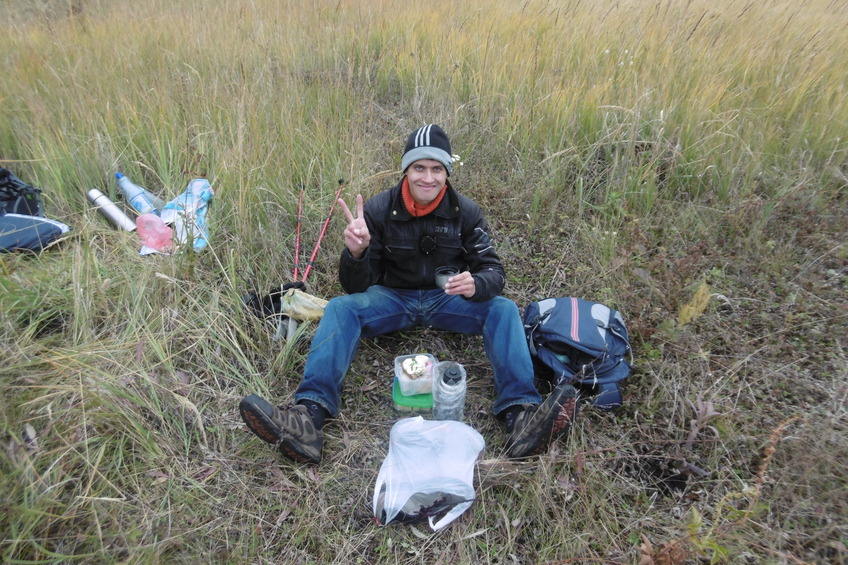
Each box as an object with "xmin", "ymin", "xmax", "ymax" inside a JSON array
[{"xmin": 2, "ymin": 0, "xmax": 846, "ymax": 563}]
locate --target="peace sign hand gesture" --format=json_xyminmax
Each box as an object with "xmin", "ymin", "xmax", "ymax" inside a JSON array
[{"xmin": 338, "ymin": 194, "xmax": 371, "ymax": 259}]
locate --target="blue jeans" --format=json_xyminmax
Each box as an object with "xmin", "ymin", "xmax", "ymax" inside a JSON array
[{"xmin": 294, "ymin": 285, "xmax": 542, "ymax": 417}]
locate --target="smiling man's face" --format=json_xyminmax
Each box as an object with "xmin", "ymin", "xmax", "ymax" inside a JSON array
[{"xmin": 405, "ymin": 159, "xmax": 447, "ymax": 206}]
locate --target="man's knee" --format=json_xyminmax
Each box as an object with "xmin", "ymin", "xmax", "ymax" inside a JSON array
[
  {"xmin": 488, "ymin": 296, "xmax": 520, "ymax": 318},
  {"xmin": 325, "ymin": 293, "xmax": 367, "ymax": 316}
]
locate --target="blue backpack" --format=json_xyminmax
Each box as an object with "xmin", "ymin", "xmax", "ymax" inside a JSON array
[{"xmin": 523, "ymin": 297, "xmax": 632, "ymax": 410}]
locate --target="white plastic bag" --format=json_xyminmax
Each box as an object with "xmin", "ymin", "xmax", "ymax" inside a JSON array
[{"xmin": 372, "ymin": 416, "xmax": 485, "ymax": 531}]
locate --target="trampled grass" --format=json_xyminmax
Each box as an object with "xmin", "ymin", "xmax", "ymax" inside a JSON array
[{"xmin": 1, "ymin": 0, "xmax": 846, "ymax": 563}]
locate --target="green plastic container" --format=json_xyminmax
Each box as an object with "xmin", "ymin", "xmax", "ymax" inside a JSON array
[{"xmin": 392, "ymin": 377, "xmax": 433, "ymax": 412}]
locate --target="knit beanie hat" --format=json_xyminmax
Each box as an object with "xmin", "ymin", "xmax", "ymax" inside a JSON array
[{"xmin": 401, "ymin": 124, "xmax": 453, "ymax": 176}]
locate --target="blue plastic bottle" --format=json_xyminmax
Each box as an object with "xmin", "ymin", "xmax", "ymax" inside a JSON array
[{"xmin": 115, "ymin": 172, "xmax": 164, "ymax": 215}]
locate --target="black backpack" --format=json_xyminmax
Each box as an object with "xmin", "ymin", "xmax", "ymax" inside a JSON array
[
  {"xmin": 524, "ymin": 297, "xmax": 632, "ymax": 410},
  {"xmin": 0, "ymin": 167, "xmax": 44, "ymax": 216}
]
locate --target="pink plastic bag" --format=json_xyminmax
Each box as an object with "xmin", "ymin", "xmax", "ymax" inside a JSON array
[{"xmin": 136, "ymin": 213, "xmax": 173, "ymax": 254}]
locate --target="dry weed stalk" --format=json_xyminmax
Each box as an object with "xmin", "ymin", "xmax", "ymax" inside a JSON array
[{"xmin": 747, "ymin": 415, "xmax": 802, "ymax": 519}]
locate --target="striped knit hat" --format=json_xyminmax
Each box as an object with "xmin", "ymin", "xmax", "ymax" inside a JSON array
[{"xmin": 401, "ymin": 124, "xmax": 453, "ymax": 176}]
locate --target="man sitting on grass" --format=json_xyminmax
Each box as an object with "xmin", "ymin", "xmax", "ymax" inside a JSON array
[{"xmin": 239, "ymin": 124, "xmax": 577, "ymax": 464}]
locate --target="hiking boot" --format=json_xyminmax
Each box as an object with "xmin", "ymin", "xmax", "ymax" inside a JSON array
[
  {"xmin": 506, "ymin": 383, "xmax": 578, "ymax": 459},
  {"xmin": 239, "ymin": 394, "xmax": 323, "ymax": 464}
]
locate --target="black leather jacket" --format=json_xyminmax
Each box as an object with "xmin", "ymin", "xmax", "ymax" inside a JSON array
[{"xmin": 339, "ymin": 178, "xmax": 505, "ymax": 302}]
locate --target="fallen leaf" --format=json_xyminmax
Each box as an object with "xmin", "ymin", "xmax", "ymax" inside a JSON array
[
  {"xmin": 359, "ymin": 381, "xmax": 379, "ymax": 392},
  {"xmin": 307, "ymin": 467, "xmax": 320, "ymax": 482},
  {"xmin": 410, "ymin": 526, "xmax": 429, "ymax": 539},
  {"xmin": 677, "ymin": 280, "xmax": 711, "ymax": 327},
  {"xmin": 268, "ymin": 466, "xmax": 296, "ymax": 492},
  {"xmin": 192, "ymin": 466, "xmax": 217, "ymax": 481},
  {"xmin": 639, "ymin": 534, "xmax": 655, "ymax": 565},
  {"xmin": 657, "ymin": 541, "xmax": 688, "ymax": 564},
  {"xmin": 175, "ymin": 371, "xmax": 190, "ymax": 396},
  {"xmin": 274, "ymin": 509, "xmax": 291, "ymax": 527},
  {"xmin": 575, "ymin": 451, "xmax": 584, "ymax": 477}
]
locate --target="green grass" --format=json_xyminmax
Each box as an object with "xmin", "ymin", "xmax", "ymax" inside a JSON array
[{"xmin": 2, "ymin": 0, "xmax": 847, "ymax": 563}]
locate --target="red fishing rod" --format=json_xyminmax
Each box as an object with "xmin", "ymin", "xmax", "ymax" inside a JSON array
[
  {"xmin": 300, "ymin": 179, "xmax": 345, "ymax": 284},
  {"xmin": 292, "ymin": 183, "xmax": 304, "ymax": 281}
]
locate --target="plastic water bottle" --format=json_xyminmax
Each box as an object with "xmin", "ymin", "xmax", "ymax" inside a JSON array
[
  {"xmin": 115, "ymin": 172, "xmax": 164, "ymax": 215},
  {"xmin": 432, "ymin": 361, "xmax": 467, "ymax": 421},
  {"xmin": 86, "ymin": 189, "xmax": 136, "ymax": 231}
]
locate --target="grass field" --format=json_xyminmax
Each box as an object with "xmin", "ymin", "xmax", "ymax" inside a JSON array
[{"xmin": 1, "ymin": 0, "xmax": 846, "ymax": 563}]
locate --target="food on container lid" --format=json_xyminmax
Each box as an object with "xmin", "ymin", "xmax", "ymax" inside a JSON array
[{"xmin": 401, "ymin": 354, "xmax": 432, "ymax": 380}]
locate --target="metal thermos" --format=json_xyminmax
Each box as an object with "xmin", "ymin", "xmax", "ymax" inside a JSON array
[{"xmin": 87, "ymin": 189, "xmax": 136, "ymax": 231}]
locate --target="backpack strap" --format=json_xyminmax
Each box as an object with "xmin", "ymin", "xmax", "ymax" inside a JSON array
[
  {"xmin": 524, "ymin": 315, "xmax": 541, "ymax": 357},
  {"xmin": 606, "ymin": 309, "xmax": 635, "ymax": 366}
]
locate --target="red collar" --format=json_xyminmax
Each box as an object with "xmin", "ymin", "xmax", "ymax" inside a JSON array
[{"xmin": 401, "ymin": 177, "xmax": 446, "ymax": 217}]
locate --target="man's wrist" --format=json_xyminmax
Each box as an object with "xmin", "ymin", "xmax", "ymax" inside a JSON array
[{"xmin": 347, "ymin": 247, "xmax": 367, "ymax": 261}]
